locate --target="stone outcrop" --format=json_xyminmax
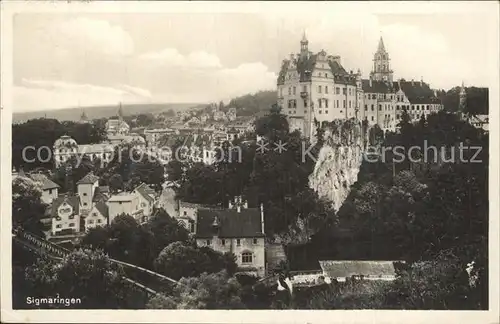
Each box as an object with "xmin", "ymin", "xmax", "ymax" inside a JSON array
[{"xmin": 309, "ymin": 119, "xmax": 366, "ymax": 211}]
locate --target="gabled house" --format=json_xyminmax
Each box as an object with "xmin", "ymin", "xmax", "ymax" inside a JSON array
[
  {"xmin": 133, "ymin": 183, "xmax": 157, "ymax": 219},
  {"xmin": 194, "ymin": 197, "xmax": 266, "ymax": 277},
  {"xmin": 24, "ymin": 173, "xmax": 60, "ymax": 204},
  {"xmin": 51, "ymin": 194, "xmax": 81, "ymax": 235},
  {"xmin": 84, "ymin": 201, "xmax": 109, "ymax": 231},
  {"xmin": 107, "ymin": 193, "xmax": 144, "ymax": 224}
]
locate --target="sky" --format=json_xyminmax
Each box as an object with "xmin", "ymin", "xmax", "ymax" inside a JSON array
[{"xmin": 10, "ymin": 3, "xmax": 498, "ymax": 112}]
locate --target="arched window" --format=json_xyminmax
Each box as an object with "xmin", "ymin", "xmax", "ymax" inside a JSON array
[{"xmin": 242, "ymin": 252, "xmax": 253, "ymax": 264}]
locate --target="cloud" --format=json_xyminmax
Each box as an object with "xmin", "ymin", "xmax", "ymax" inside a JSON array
[
  {"xmin": 139, "ymin": 48, "xmax": 222, "ymax": 69},
  {"xmin": 15, "ymin": 79, "xmax": 152, "ymax": 112},
  {"xmin": 55, "ymin": 17, "xmax": 134, "ymax": 56}
]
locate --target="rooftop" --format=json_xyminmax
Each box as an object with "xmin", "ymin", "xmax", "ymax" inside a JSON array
[
  {"xmin": 108, "ymin": 193, "xmax": 137, "ymax": 202},
  {"xmin": 76, "ymin": 172, "xmax": 100, "ymax": 185},
  {"xmin": 196, "ymin": 207, "xmax": 264, "ymax": 239},
  {"xmin": 319, "ymin": 260, "xmax": 399, "ymax": 278}
]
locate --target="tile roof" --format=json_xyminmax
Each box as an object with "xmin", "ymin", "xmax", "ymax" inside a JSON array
[
  {"xmin": 196, "ymin": 207, "xmax": 264, "ymax": 239},
  {"xmin": 319, "ymin": 260, "xmax": 398, "ymax": 278},
  {"xmin": 394, "ymin": 80, "xmax": 441, "ymax": 104},
  {"xmin": 51, "ymin": 194, "xmax": 80, "ymax": 218},
  {"xmin": 95, "ymin": 201, "xmax": 109, "ymax": 219},
  {"xmin": 92, "ymin": 186, "xmax": 109, "ymax": 203},
  {"xmin": 29, "ymin": 173, "xmax": 60, "ymax": 190},
  {"xmin": 108, "ymin": 193, "xmax": 136, "ymax": 202},
  {"xmin": 76, "ymin": 172, "xmax": 100, "ymax": 185},
  {"xmin": 135, "ymin": 183, "xmax": 155, "ymax": 203},
  {"xmin": 361, "ymin": 79, "xmax": 393, "ymax": 93}
]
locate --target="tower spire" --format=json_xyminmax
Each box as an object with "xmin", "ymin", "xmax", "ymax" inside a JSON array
[
  {"xmin": 377, "ymin": 36, "xmax": 386, "ymax": 53},
  {"xmin": 300, "ymin": 30, "xmax": 309, "ymax": 58}
]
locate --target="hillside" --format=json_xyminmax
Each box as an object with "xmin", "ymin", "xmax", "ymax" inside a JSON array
[
  {"xmin": 13, "ymin": 103, "xmax": 204, "ymax": 124},
  {"xmin": 226, "ymin": 90, "xmax": 277, "ymax": 116}
]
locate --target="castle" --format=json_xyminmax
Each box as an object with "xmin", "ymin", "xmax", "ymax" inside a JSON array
[{"xmin": 277, "ymin": 33, "xmax": 443, "ymax": 137}]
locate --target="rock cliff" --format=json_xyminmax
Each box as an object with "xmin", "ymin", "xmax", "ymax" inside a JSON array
[{"xmin": 309, "ymin": 119, "xmax": 366, "ymax": 211}]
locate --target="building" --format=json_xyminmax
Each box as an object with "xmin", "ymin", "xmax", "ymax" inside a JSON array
[
  {"xmin": 319, "ymin": 260, "xmax": 399, "ymax": 282},
  {"xmin": 277, "ymin": 34, "xmax": 443, "ymax": 136},
  {"xmin": 84, "ymin": 201, "xmax": 109, "ymax": 231},
  {"xmin": 458, "ymin": 82, "xmax": 489, "ymax": 132},
  {"xmin": 468, "ymin": 114, "xmax": 489, "ymax": 132},
  {"xmin": 227, "ymin": 108, "xmax": 237, "ymax": 121},
  {"xmin": 79, "ymin": 110, "xmax": 90, "ymax": 124},
  {"xmin": 106, "ymin": 105, "xmax": 130, "ymax": 136},
  {"xmin": 144, "ymin": 127, "xmax": 175, "ymax": 147},
  {"xmin": 186, "ymin": 196, "xmax": 266, "ymax": 277},
  {"xmin": 51, "ymin": 194, "xmax": 81, "ymax": 235},
  {"xmin": 133, "ymin": 183, "xmax": 157, "ymax": 220},
  {"xmin": 76, "ymin": 172, "xmax": 100, "ymax": 212},
  {"xmin": 107, "ymin": 193, "xmax": 144, "ymax": 223},
  {"xmin": 53, "ymin": 135, "xmax": 115, "ymax": 168},
  {"xmin": 29, "ymin": 173, "xmax": 60, "ymax": 204}
]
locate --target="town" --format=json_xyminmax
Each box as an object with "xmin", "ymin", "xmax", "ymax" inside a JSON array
[{"xmin": 11, "ymin": 32, "xmax": 490, "ymax": 311}]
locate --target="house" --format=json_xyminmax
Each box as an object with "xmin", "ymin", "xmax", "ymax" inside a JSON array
[
  {"xmin": 53, "ymin": 135, "xmax": 115, "ymax": 168},
  {"xmin": 84, "ymin": 201, "xmax": 109, "ymax": 231},
  {"xmin": 27, "ymin": 173, "xmax": 60, "ymax": 204},
  {"xmin": 51, "ymin": 194, "xmax": 81, "ymax": 235},
  {"xmin": 133, "ymin": 183, "xmax": 157, "ymax": 220},
  {"xmin": 468, "ymin": 114, "xmax": 489, "ymax": 132},
  {"xmin": 107, "ymin": 193, "xmax": 144, "ymax": 223},
  {"xmin": 318, "ymin": 260, "xmax": 399, "ymax": 282},
  {"xmin": 76, "ymin": 172, "xmax": 100, "ymax": 212},
  {"xmin": 195, "ymin": 196, "xmax": 266, "ymax": 277}
]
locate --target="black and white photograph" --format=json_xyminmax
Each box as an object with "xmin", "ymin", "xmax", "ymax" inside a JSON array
[{"xmin": 1, "ymin": 1, "xmax": 499, "ymax": 323}]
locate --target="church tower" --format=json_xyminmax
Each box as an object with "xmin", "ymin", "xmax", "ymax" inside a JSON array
[
  {"xmin": 459, "ymin": 81, "xmax": 467, "ymax": 119},
  {"xmin": 370, "ymin": 36, "xmax": 393, "ymax": 82},
  {"xmin": 118, "ymin": 102, "xmax": 124, "ymax": 121},
  {"xmin": 300, "ymin": 31, "xmax": 309, "ymax": 59}
]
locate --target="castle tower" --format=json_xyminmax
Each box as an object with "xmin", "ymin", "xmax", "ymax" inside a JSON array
[
  {"xmin": 300, "ymin": 31, "xmax": 309, "ymax": 59},
  {"xmin": 80, "ymin": 109, "xmax": 89, "ymax": 123},
  {"xmin": 459, "ymin": 81, "xmax": 467, "ymax": 119},
  {"xmin": 370, "ymin": 36, "xmax": 393, "ymax": 82}
]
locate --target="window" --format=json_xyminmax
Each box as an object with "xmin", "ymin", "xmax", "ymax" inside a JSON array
[
  {"xmin": 349, "ymin": 101, "xmax": 351, "ymax": 108},
  {"xmin": 56, "ymin": 224, "xmax": 62, "ymax": 228},
  {"xmin": 236, "ymin": 239, "xmax": 241, "ymax": 246},
  {"xmin": 83, "ymin": 193, "xmax": 87, "ymax": 196},
  {"xmin": 325, "ymin": 73, "xmax": 328, "ymax": 78},
  {"xmin": 288, "ymin": 87, "xmax": 291, "ymax": 95},
  {"xmin": 119, "ymin": 202, "xmax": 122, "ymax": 205},
  {"xmin": 242, "ymin": 252, "xmax": 253, "ymax": 264},
  {"xmin": 343, "ymin": 100, "xmax": 346, "ymax": 108},
  {"xmin": 336, "ymin": 100, "xmax": 339, "ymax": 108},
  {"xmin": 371, "ymin": 116, "xmax": 374, "ymax": 121},
  {"xmin": 324, "ymin": 110, "xmax": 328, "ymax": 114},
  {"xmin": 48, "ymin": 189, "xmax": 53, "ymax": 194},
  {"xmin": 88, "ymin": 220, "xmax": 94, "ymax": 224},
  {"xmin": 304, "ymin": 99, "xmax": 308, "ymax": 108},
  {"xmin": 69, "ymin": 215, "xmax": 74, "ymax": 219},
  {"xmin": 371, "ymin": 105, "xmax": 374, "ymax": 111},
  {"xmin": 221, "ymin": 239, "xmax": 226, "ymax": 246},
  {"xmin": 318, "ymin": 72, "xmax": 322, "ymax": 77},
  {"xmin": 69, "ymin": 223, "xmax": 75, "ymax": 227},
  {"xmin": 343, "ymin": 88, "xmax": 347, "ymax": 95},
  {"xmin": 97, "ymin": 219, "xmax": 102, "ymax": 223},
  {"xmin": 325, "ymin": 100, "xmax": 329, "ymax": 108},
  {"xmin": 318, "ymin": 100, "xmax": 322, "ymax": 109},
  {"xmin": 325, "ymin": 86, "xmax": 329, "ymax": 94},
  {"xmin": 426, "ymin": 105, "xmax": 430, "ymax": 110},
  {"xmin": 336, "ymin": 87, "xmax": 340, "ymax": 94},
  {"xmin": 302, "ymin": 85, "xmax": 307, "ymax": 92},
  {"xmin": 318, "ymin": 85, "xmax": 322, "ymax": 93},
  {"xmin": 206, "ymin": 240, "xmax": 211, "ymax": 245},
  {"xmin": 141, "ymin": 202, "xmax": 146, "ymax": 207},
  {"xmin": 189, "ymin": 221, "xmax": 195, "ymax": 233},
  {"xmin": 372, "ymin": 94, "xmax": 376, "ymax": 100},
  {"xmin": 293, "ymin": 86, "xmax": 296, "ymax": 95},
  {"xmin": 318, "ymin": 110, "xmax": 322, "ymax": 114},
  {"xmin": 365, "ymin": 105, "xmax": 368, "ymax": 111},
  {"xmin": 379, "ymin": 105, "xmax": 382, "ymax": 111},
  {"xmin": 348, "ymin": 88, "xmax": 351, "ymax": 96},
  {"xmin": 83, "ymin": 202, "xmax": 87, "ymax": 206}
]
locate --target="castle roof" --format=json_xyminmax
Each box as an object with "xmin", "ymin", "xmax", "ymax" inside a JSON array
[
  {"xmin": 196, "ymin": 207, "xmax": 264, "ymax": 239},
  {"xmin": 377, "ymin": 36, "xmax": 386, "ymax": 53},
  {"xmin": 361, "ymin": 79, "xmax": 393, "ymax": 93},
  {"xmin": 134, "ymin": 183, "xmax": 155, "ymax": 203},
  {"xmin": 95, "ymin": 201, "xmax": 109, "ymax": 219},
  {"xmin": 394, "ymin": 80, "xmax": 441, "ymax": 104},
  {"xmin": 277, "ymin": 52, "xmax": 355, "ymax": 86}
]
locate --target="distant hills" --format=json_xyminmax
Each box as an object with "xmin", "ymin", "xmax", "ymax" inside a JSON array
[{"xmin": 13, "ymin": 103, "xmax": 205, "ymax": 124}]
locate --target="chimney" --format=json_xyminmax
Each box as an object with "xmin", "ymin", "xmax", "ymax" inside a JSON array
[
  {"xmin": 212, "ymin": 216, "xmax": 220, "ymax": 236},
  {"xmin": 244, "ymin": 201, "xmax": 248, "ymax": 209},
  {"xmin": 237, "ymin": 204, "xmax": 241, "ymax": 213},
  {"xmin": 411, "ymin": 79, "xmax": 414, "ymax": 86},
  {"xmin": 420, "ymin": 76, "xmax": 423, "ymax": 86},
  {"xmin": 260, "ymin": 204, "xmax": 265, "ymax": 235},
  {"xmin": 369, "ymin": 75, "xmax": 373, "ymax": 87},
  {"xmin": 398, "ymin": 79, "xmax": 401, "ymax": 90}
]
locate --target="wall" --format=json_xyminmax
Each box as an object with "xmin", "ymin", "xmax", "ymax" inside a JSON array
[
  {"xmin": 52, "ymin": 202, "xmax": 80, "ymax": 235},
  {"xmin": 41, "ymin": 188, "xmax": 58, "ymax": 204},
  {"xmin": 107, "ymin": 197, "xmax": 139, "ymax": 223},
  {"xmin": 77, "ymin": 182, "xmax": 98, "ymax": 211}
]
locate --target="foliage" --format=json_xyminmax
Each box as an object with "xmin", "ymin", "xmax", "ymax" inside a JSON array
[
  {"xmin": 143, "ymin": 208, "xmax": 190, "ymax": 256},
  {"xmin": 440, "ymin": 86, "xmax": 489, "ymax": 115},
  {"xmin": 12, "ymin": 176, "xmax": 47, "ymax": 236},
  {"xmin": 108, "ymin": 173, "xmax": 124, "ymax": 193},
  {"xmin": 25, "ymin": 249, "xmax": 144, "ymax": 308},
  {"xmin": 226, "ymin": 90, "xmax": 278, "ymax": 116},
  {"xmin": 12, "ymin": 118, "xmax": 106, "ymax": 171},
  {"xmin": 153, "ymin": 241, "xmax": 237, "ymax": 280},
  {"xmin": 147, "ymin": 271, "xmax": 245, "ymax": 309}
]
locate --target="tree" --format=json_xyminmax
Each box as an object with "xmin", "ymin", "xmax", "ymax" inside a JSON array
[
  {"xmin": 25, "ymin": 249, "xmax": 144, "ymax": 308},
  {"xmin": 144, "ymin": 209, "xmax": 190, "ymax": 255},
  {"xmin": 154, "ymin": 241, "xmax": 211, "ymax": 280},
  {"xmin": 136, "ymin": 113, "xmax": 155, "ymax": 127},
  {"xmin": 147, "ymin": 271, "xmax": 245, "ymax": 309},
  {"xmin": 12, "ymin": 176, "xmax": 47, "ymax": 236},
  {"xmin": 108, "ymin": 173, "xmax": 124, "ymax": 193}
]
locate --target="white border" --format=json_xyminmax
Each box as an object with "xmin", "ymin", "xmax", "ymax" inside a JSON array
[{"xmin": 1, "ymin": 1, "xmax": 499, "ymax": 323}]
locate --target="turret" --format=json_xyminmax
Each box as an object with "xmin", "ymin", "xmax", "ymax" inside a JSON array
[{"xmin": 300, "ymin": 31, "xmax": 309, "ymax": 59}]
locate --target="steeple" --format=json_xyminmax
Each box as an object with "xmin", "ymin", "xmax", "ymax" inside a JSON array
[
  {"xmin": 370, "ymin": 35, "xmax": 393, "ymax": 83},
  {"xmin": 459, "ymin": 81, "xmax": 467, "ymax": 118},
  {"xmin": 377, "ymin": 36, "xmax": 386, "ymax": 53},
  {"xmin": 80, "ymin": 109, "xmax": 88, "ymax": 123},
  {"xmin": 300, "ymin": 30, "xmax": 309, "ymax": 58},
  {"xmin": 118, "ymin": 102, "xmax": 124, "ymax": 121}
]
